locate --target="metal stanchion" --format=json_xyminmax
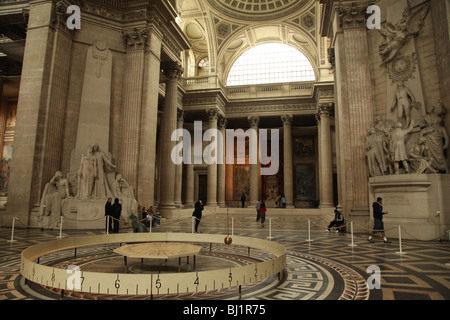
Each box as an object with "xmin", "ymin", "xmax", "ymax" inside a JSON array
[
  {"xmin": 232, "ymin": 217, "xmax": 234, "ymax": 236},
  {"xmin": 267, "ymin": 218, "xmax": 273, "ymax": 240},
  {"xmin": 348, "ymin": 221, "xmax": 357, "ymax": 247},
  {"xmin": 192, "ymin": 217, "xmax": 195, "ymax": 233},
  {"xmin": 395, "ymin": 225, "xmax": 407, "ymax": 255},
  {"xmin": 57, "ymin": 216, "xmax": 65, "ymax": 239},
  {"xmin": 106, "ymin": 216, "xmax": 109, "ymax": 235},
  {"xmin": 306, "ymin": 219, "xmax": 313, "ymax": 242},
  {"xmin": 7, "ymin": 217, "xmax": 18, "ymax": 243}
]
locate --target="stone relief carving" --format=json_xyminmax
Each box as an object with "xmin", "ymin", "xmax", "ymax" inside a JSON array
[
  {"xmin": 367, "ymin": 107, "xmax": 449, "ymax": 176},
  {"xmin": 378, "ymin": 5, "xmax": 430, "ymax": 67}
]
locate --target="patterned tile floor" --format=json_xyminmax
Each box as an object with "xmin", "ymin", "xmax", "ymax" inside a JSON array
[{"xmin": 1, "ymin": 213, "xmax": 449, "ymax": 301}]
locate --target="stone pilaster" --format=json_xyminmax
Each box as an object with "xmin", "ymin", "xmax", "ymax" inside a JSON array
[
  {"xmin": 248, "ymin": 116, "xmax": 260, "ymax": 206},
  {"xmin": 317, "ymin": 104, "xmax": 334, "ymax": 208},
  {"xmin": 281, "ymin": 114, "xmax": 294, "ymax": 208},
  {"xmin": 206, "ymin": 109, "xmax": 218, "ymax": 207},
  {"xmin": 333, "ymin": 1, "xmax": 375, "ymax": 218},
  {"xmin": 119, "ymin": 27, "xmax": 148, "ymax": 190},
  {"xmin": 158, "ymin": 61, "xmax": 183, "ymax": 214},
  {"xmin": 137, "ymin": 30, "xmax": 162, "ymax": 207},
  {"xmin": 6, "ymin": 0, "xmax": 74, "ymax": 224}
]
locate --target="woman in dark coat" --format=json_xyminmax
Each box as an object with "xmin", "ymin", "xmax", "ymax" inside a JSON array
[
  {"xmin": 193, "ymin": 200, "xmax": 204, "ymax": 233},
  {"xmin": 111, "ymin": 198, "xmax": 122, "ymax": 233}
]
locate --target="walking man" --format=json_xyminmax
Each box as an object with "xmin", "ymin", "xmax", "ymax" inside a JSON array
[{"xmin": 368, "ymin": 197, "xmax": 391, "ymax": 243}]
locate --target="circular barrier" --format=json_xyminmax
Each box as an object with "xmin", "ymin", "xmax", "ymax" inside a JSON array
[{"xmin": 20, "ymin": 232, "xmax": 286, "ymax": 296}]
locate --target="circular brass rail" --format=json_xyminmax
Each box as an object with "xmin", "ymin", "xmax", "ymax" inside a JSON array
[{"xmin": 20, "ymin": 232, "xmax": 286, "ymax": 296}]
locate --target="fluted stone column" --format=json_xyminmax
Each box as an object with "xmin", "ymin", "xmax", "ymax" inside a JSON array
[
  {"xmin": 185, "ymin": 149, "xmax": 195, "ymax": 207},
  {"xmin": 281, "ymin": 115, "xmax": 294, "ymax": 208},
  {"xmin": 174, "ymin": 110, "xmax": 184, "ymax": 207},
  {"xmin": 7, "ymin": 1, "xmax": 74, "ymax": 224},
  {"xmin": 317, "ymin": 104, "xmax": 334, "ymax": 208},
  {"xmin": 217, "ymin": 117, "xmax": 227, "ymax": 207},
  {"xmin": 119, "ymin": 28, "xmax": 147, "ymax": 190},
  {"xmin": 158, "ymin": 62, "xmax": 183, "ymax": 214},
  {"xmin": 137, "ymin": 30, "xmax": 162, "ymax": 207},
  {"xmin": 206, "ymin": 109, "xmax": 218, "ymax": 207},
  {"xmin": 332, "ymin": 1, "xmax": 375, "ymax": 218},
  {"xmin": 248, "ymin": 116, "xmax": 260, "ymax": 206}
]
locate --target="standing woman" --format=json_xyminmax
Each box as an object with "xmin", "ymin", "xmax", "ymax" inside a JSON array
[
  {"xmin": 111, "ymin": 198, "xmax": 122, "ymax": 233},
  {"xmin": 193, "ymin": 200, "xmax": 204, "ymax": 233},
  {"xmin": 259, "ymin": 202, "xmax": 267, "ymax": 227}
]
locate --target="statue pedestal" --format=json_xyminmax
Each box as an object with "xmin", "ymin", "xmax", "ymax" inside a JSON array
[
  {"xmin": 369, "ymin": 174, "xmax": 450, "ymax": 240},
  {"xmin": 63, "ymin": 199, "xmax": 107, "ymax": 230}
]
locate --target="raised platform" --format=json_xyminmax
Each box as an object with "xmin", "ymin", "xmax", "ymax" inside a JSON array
[{"xmin": 369, "ymin": 174, "xmax": 450, "ymax": 240}]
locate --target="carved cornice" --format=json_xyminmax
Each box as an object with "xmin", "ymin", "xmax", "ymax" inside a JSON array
[{"xmin": 226, "ymin": 103, "xmax": 316, "ymax": 114}]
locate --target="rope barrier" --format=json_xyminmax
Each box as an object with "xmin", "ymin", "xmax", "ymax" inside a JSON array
[{"xmin": 1, "ymin": 210, "xmax": 449, "ymax": 245}]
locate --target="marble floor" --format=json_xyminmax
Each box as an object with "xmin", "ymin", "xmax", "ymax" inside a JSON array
[{"xmin": 1, "ymin": 213, "xmax": 449, "ymax": 301}]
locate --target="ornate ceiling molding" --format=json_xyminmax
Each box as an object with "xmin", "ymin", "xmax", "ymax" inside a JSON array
[{"xmin": 205, "ymin": 0, "xmax": 313, "ymax": 21}]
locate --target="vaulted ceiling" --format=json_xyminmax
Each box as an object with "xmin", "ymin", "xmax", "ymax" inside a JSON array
[{"xmin": 178, "ymin": 0, "xmax": 324, "ymax": 84}]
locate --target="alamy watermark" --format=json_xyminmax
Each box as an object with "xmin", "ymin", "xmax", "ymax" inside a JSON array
[
  {"xmin": 66, "ymin": 265, "xmax": 82, "ymax": 290},
  {"xmin": 66, "ymin": 5, "xmax": 81, "ymax": 30},
  {"xmin": 171, "ymin": 121, "xmax": 279, "ymax": 176},
  {"xmin": 366, "ymin": 265, "xmax": 381, "ymax": 289},
  {"xmin": 366, "ymin": 5, "xmax": 382, "ymax": 30}
]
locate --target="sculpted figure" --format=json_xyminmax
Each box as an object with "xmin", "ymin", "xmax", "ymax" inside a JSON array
[
  {"xmin": 112, "ymin": 174, "xmax": 138, "ymax": 221},
  {"xmin": 408, "ymin": 136, "xmax": 437, "ymax": 174},
  {"xmin": 389, "ymin": 121, "xmax": 414, "ymax": 174},
  {"xmin": 40, "ymin": 171, "xmax": 72, "ymax": 217},
  {"xmin": 76, "ymin": 146, "xmax": 97, "ymax": 199},
  {"xmin": 390, "ymin": 82, "xmax": 418, "ymax": 127},
  {"xmin": 92, "ymin": 144, "xmax": 116, "ymax": 199},
  {"xmin": 419, "ymin": 113, "xmax": 449, "ymax": 173},
  {"xmin": 365, "ymin": 128, "xmax": 385, "ymax": 177},
  {"xmin": 379, "ymin": 6, "xmax": 430, "ymax": 66}
]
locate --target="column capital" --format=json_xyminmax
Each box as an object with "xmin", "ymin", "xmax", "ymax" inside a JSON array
[
  {"xmin": 218, "ymin": 116, "xmax": 228, "ymax": 130},
  {"xmin": 316, "ymin": 103, "xmax": 333, "ymax": 121},
  {"xmin": 122, "ymin": 27, "xmax": 149, "ymax": 51},
  {"xmin": 161, "ymin": 61, "xmax": 183, "ymax": 81},
  {"xmin": 177, "ymin": 109, "xmax": 184, "ymax": 123},
  {"xmin": 207, "ymin": 108, "xmax": 219, "ymax": 122},
  {"xmin": 281, "ymin": 114, "xmax": 293, "ymax": 126},
  {"xmin": 335, "ymin": 2, "xmax": 369, "ymax": 30},
  {"xmin": 248, "ymin": 116, "xmax": 260, "ymax": 128}
]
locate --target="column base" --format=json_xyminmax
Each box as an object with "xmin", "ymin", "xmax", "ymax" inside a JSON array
[
  {"xmin": 319, "ymin": 202, "xmax": 335, "ymax": 209},
  {"xmin": 206, "ymin": 202, "xmax": 218, "ymax": 208}
]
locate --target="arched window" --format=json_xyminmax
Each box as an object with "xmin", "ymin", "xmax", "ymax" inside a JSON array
[
  {"xmin": 197, "ymin": 56, "xmax": 209, "ymax": 76},
  {"xmin": 226, "ymin": 43, "xmax": 315, "ymax": 86}
]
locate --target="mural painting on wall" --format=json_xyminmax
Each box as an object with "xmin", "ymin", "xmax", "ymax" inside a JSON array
[
  {"xmin": 295, "ymin": 136, "xmax": 314, "ymax": 158},
  {"xmin": 0, "ymin": 144, "xmax": 12, "ymax": 195},
  {"xmin": 295, "ymin": 164, "xmax": 315, "ymax": 201},
  {"xmin": 233, "ymin": 165, "xmax": 249, "ymax": 201}
]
